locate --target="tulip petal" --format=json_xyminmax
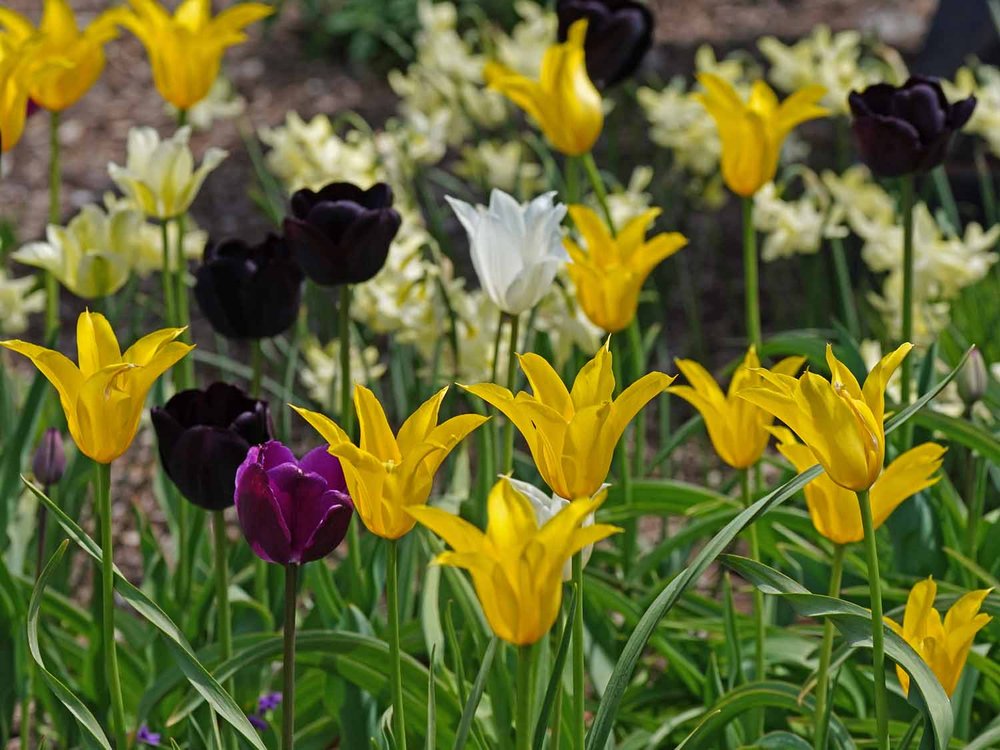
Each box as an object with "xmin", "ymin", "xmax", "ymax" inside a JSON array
[
  {"xmin": 354, "ymin": 384, "xmax": 400, "ymax": 462},
  {"xmin": 396, "ymin": 387, "xmax": 448, "ymax": 455},
  {"xmin": 517, "ymin": 353, "xmax": 573, "ymax": 418},
  {"xmin": 76, "ymin": 311, "xmax": 122, "ymax": 375},
  {"xmin": 607, "ymin": 371, "xmax": 673, "ymax": 446},
  {"xmin": 235, "ymin": 462, "xmax": 292, "ymax": 564},
  {"xmin": 292, "ymin": 405, "xmax": 352, "ymax": 448},
  {"xmin": 870, "ymin": 442, "xmax": 945, "ymax": 527},
  {"xmin": 569, "ymin": 340, "xmax": 615, "ymax": 410},
  {"xmin": 862, "ymin": 342, "xmax": 912, "ymax": 425},
  {"xmin": 406, "ymin": 504, "xmax": 485, "ymax": 553},
  {"xmin": 300, "ymin": 496, "xmax": 352, "ymax": 564}
]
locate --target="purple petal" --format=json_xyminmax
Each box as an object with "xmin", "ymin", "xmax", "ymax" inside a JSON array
[
  {"xmin": 299, "ymin": 495, "xmax": 353, "ymax": 564},
  {"xmin": 299, "ymin": 446, "xmax": 349, "ymax": 494},
  {"xmin": 265, "ymin": 463, "xmax": 332, "ymax": 561},
  {"xmin": 235, "ymin": 462, "xmax": 293, "ymax": 564},
  {"xmin": 257, "ymin": 441, "xmax": 298, "ymax": 472},
  {"xmin": 852, "ymin": 115, "xmax": 923, "ymax": 177}
]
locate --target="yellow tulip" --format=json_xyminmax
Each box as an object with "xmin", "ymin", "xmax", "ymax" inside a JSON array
[
  {"xmin": 0, "ymin": 35, "xmax": 41, "ymax": 151},
  {"xmin": 484, "ymin": 19, "xmax": 603, "ymax": 156},
  {"xmin": 121, "ymin": 0, "xmax": 273, "ymax": 111},
  {"xmin": 695, "ymin": 73, "xmax": 828, "ymax": 197},
  {"xmin": 293, "ymin": 386, "xmax": 487, "ymax": 540},
  {"xmin": 565, "ymin": 205, "xmax": 687, "ymax": 333},
  {"xmin": 771, "ymin": 427, "xmax": 945, "ymax": 545},
  {"xmin": 407, "ymin": 476, "xmax": 620, "ymax": 645},
  {"xmin": 667, "ymin": 346, "xmax": 804, "ymax": 469},
  {"xmin": 739, "ymin": 343, "xmax": 911, "ymax": 491},
  {"xmin": 463, "ymin": 341, "xmax": 673, "ymax": 500},
  {"xmin": 0, "ymin": 311, "xmax": 192, "ymax": 464},
  {"xmin": 886, "ymin": 577, "xmax": 992, "ymax": 697},
  {"xmin": 0, "ymin": 0, "xmax": 124, "ymax": 112}
]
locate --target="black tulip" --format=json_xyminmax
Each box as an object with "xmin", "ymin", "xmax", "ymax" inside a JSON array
[
  {"xmin": 556, "ymin": 0, "xmax": 654, "ymax": 88},
  {"xmin": 848, "ymin": 76, "xmax": 976, "ymax": 178},
  {"xmin": 194, "ymin": 233, "xmax": 303, "ymax": 339},
  {"xmin": 283, "ymin": 181, "xmax": 402, "ymax": 286},
  {"xmin": 151, "ymin": 382, "xmax": 272, "ymax": 511},
  {"xmin": 33, "ymin": 428, "xmax": 66, "ymax": 487}
]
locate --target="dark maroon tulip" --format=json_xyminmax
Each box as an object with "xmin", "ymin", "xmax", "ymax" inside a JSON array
[
  {"xmin": 235, "ymin": 441, "xmax": 353, "ymax": 565},
  {"xmin": 556, "ymin": 0, "xmax": 654, "ymax": 88},
  {"xmin": 283, "ymin": 182, "xmax": 401, "ymax": 286},
  {"xmin": 151, "ymin": 383, "xmax": 272, "ymax": 511},
  {"xmin": 194, "ymin": 233, "xmax": 303, "ymax": 340},
  {"xmin": 848, "ymin": 76, "xmax": 976, "ymax": 177},
  {"xmin": 33, "ymin": 428, "xmax": 66, "ymax": 487}
]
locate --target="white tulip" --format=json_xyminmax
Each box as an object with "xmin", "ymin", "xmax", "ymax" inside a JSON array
[
  {"xmin": 507, "ymin": 477, "xmax": 599, "ymax": 581},
  {"xmin": 446, "ymin": 189, "xmax": 566, "ymax": 315},
  {"xmin": 108, "ymin": 126, "xmax": 227, "ymax": 220}
]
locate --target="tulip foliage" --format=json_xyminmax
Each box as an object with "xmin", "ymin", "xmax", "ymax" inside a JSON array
[{"xmin": 1, "ymin": 3, "xmax": 999, "ymax": 750}]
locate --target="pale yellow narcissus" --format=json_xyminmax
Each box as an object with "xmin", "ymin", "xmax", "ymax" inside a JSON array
[
  {"xmin": 407, "ymin": 476, "xmax": 620, "ymax": 645},
  {"xmin": 695, "ymin": 73, "xmax": 828, "ymax": 197},
  {"xmin": 739, "ymin": 343, "xmax": 911, "ymax": 491},
  {"xmin": 463, "ymin": 341, "xmax": 673, "ymax": 501},
  {"xmin": 484, "ymin": 19, "xmax": 603, "ymax": 156},
  {"xmin": 121, "ymin": 0, "xmax": 273, "ymax": 111},
  {"xmin": 771, "ymin": 427, "xmax": 945, "ymax": 545},
  {"xmin": 0, "ymin": 0, "xmax": 124, "ymax": 112},
  {"xmin": 0, "ymin": 311, "xmax": 192, "ymax": 464},
  {"xmin": 667, "ymin": 346, "xmax": 805, "ymax": 469},
  {"xmin": 565, "ymin": 205, "xmax": 687, "ymax": 333},
  {"xmin": 293, "ymin": 386, "xmax": 487, "ymax": 540},
  {"xmin": 886, "ymin": 577, "xmax": 992, "ymax": 697}
]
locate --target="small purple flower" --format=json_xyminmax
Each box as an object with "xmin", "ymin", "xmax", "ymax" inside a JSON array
[
  {"xmin": 258, "ymin": 691, "xmax": 282, "ymax": 713},
  {"xmin": 248, "ymin": 713, "xmax": 269, "ymax": 731},
  {"xmin": 136, "ymin": 725, "xmax": 162, "ymax": 746},
  {"xmin": 848, "ymin": 76, "xmax": 976, "ymax": 177},
  {"xmin": 235, "ymin": 441, "xmax": 353, "ymax": 565}
]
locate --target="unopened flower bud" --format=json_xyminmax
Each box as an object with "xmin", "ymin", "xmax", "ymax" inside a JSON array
[
  {"xmin": 957, "ymin": 349, "xmax": 989, "ymax": 406},
  {"xmin": 33, "ymin": 428, "xmax": 66, "ymax": 487}
]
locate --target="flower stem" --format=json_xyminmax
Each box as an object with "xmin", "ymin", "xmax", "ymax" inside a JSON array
[
  {"xmin": 45, "ymin": 110, "xmax": 61, "ymax": 339},
  {"xmin": 212, "ymin": 511, "xmax": 233, "ymax": 681},
  {"xmin": 160, "ymin": 220, "xmax": 177, "ymax": 332},
  {"xmin": 387, "ymin": 539, "xmax": 407, "ymax": 749},
  {"xmin": 250, "ymin": 339, "xmax": 263, "ymax": 399},
  {"xmin": 898, "ymin": 175, "xmax": 915, "ymax": 447},
  {"xmin": 742, "ymin": 196, "xmax": 762, "ymax": 353},
  {"xmin": 814, "ymin": 544, "xmax": 845, "ymax": 750},
  {"xmin": 516, "ymin": 643, "xmax": 534, "ymax": 750},
  {"xmin": 502, "ymin": 313, "xmax": 520, "ymax": 473},
  {"xmin": 339, "ymin": 284, "xmax": 354, "ymax": 436},
  {"xmin": 95, "ymin": 461, "xmax": 127, "ymax": 749},
  {"xmin": 282, "ymin": 563, "xmax": 298, "ymax": 750},
  {"xmin": 626, "ymin": 319, "xmax": 645, "ymax": 476},
  {"xmin": 572, "ymin": 553, "xmax": 585, "ymax": 750},
  {"xmin": 581, "ymin": 152, "xmax": 615, "ymax": 234},
  {"xmin": 741, "ymin": 470, "xmax": 766, "ymax": 688},
  {"xmin": 858, "ymin": 488, "xmax": 889, "ymax": 750},
  {"xmin": 173, "ymin": 215, "xmax": 194, "ymax": 387},
  {"xmin": 829, "ymin": 236, "xmax": 860, "ymax": 340}
]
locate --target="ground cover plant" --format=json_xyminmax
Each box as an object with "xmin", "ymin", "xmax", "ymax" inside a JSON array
[{"xmin": 0, "ymin": 1, "xmax": 998, "ymax": 748}]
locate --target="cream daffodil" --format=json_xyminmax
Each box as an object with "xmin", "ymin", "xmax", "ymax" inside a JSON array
[
  {"xmin": 0, "ymin": 311, "xmax": 192, "ymax": 463},
  {"xmin": 293, "ymin": 386, "xmax": 487, "ymax": 540},
  {"xmin": 739, "ymin": 343, "xmax": 911, "ymax": 491},
  {"xmin": 463, "ymin": 341, "xmax": 673, "ymax": 500},
  {"xmin": 407, "ymin": 476, "xmax": 619, "ymax": 645},
  {"xmin": 668, "ymin": 346, "xmax": 805, "ymax": 469}
]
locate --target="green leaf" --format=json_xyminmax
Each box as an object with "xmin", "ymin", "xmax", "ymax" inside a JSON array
[
  {"xmin": 27, "ymin": 541, "xmax": 112, "ymax": 750},
  {"xmin": 721, "ymin": 555, "xmax": 954, "ymax": 750},
  {"xmin": 22, "ymin": 477, "xmax": 269, "ymax": 750},
  {"xmin": 906, "ymin": 411, "xmax": 1000, "ymax": 465},
  {"xmin": 533, "ymin": 587, "xmax": 575, "ymax": 750},
  {"xmin": 455, "ymin": 636, "xmax": 498, "ymax": 750}
]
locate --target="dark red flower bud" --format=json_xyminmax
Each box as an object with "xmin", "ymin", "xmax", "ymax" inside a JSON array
[
  {"xmin": 151, "ymin": 382, "xmax": 272, "ymax": 510},
  {"xmin": 848, "ymin": 76, "xmax": 976, "ymax": 177},
  {"xmin": 194, "ymin": 233, "xmax": 303, "ymax": 340},
  {"xmin": 33, "ymin": 428, "xmax": 66, "ymax": 487},
  {"xmin": 556, "ymin": 0, "xmax": 654, "ymax": 88},
  {"xmin": 283, "ymin": 182, "xmax": 401, "ymax": 286}
]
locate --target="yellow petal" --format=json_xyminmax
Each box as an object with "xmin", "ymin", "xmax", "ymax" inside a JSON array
[
  {"xmin": 76, "ymin": 310, "xmax": 122, "ymax": 375},
  {"xmin": 354, "ymin": 384, "xmax": 401, "ymax": 462},
  {"xmin": 406, "ymin": 504, "xmax": 486, "ymax": 553},
  {"xmin": 569, "ymin": 340, "xmax": 615, "ymax": 410},
  {"xmin": 862, "ymin": 342, "xmax": 912, "ymax": 425},
  {"xmin": 291, "ymin": 405, "xmax": 351, "ymax": 447},
  {"xmin": 517, "ymin": 353, "xmax": 573, "ymax": 419},
  {"xmin": 396, "ymin": 386, "xmax": 448, "ymax": 454},
  {"xmin": 870, "ymin": 443, "xmax": 945, "ymax": 527}
]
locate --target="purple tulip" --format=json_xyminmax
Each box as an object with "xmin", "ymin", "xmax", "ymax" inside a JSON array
[
  {"xmin": 283, "ymin": 181, "xmax": 401, "ymax": 286},
  {"xmin": 235, "ymin": 441, "xmax": 353, "ymax": 565},
  {"xmin": 848, "ymin": 76, "xmax": 976, "ymax": 177},
  {"xmin": 33, "ymin": 428, "xmax": 66, "ymax": 487},
  {"xmin": 556, "ymin": 0, "xmax": 654, "ymax": 88}
]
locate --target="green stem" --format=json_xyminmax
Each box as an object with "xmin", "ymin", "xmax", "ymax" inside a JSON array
[
  {"xmin": 387, "ymin": 540, "xmax": 407, "ymax": 749},
  {"xmin": 212, "ymin": 511, "xmax": 233, "ymax": 693},
  {"xmin": 339, "ymin": 284, "xmax": 354, "ymax": 436},
  {"xmin": 45, "ymin": 111, "xmax": 60, "ymax": 338},
  {"xmin": 742, "ymin": 470, "xmax": 766, "ymax": 690},
  {"xmin": 564, "ymin": 155, "xmax": 580, "ymax": 204},
  {"xmin": 858, "ymin": 488, "xmax": 889, "ymax": 750},
  {"xmin": 95, "ymin": 462, "xmax": 127, "ymax": 749},
  {"xmin": 581, "ymin": 152, "xmax": 615, "ymax": 233},
  {"xmin": 814, "ymin": 544, "xmax": 845, "ymax": 750},
  {"xmin": 742, "ymin": 197, "xmax": 762, "ymax": 352},
  {"xmin": 282, "ymin": 563, "xmax": 298, "ymax": 750},
  {"xmin": 160, "ymin": 221, "xmax": 177, "ymax": 330},
  {"xmin": 572, "ymin": 553, "xmax": 585, "ymax": 750},
  {"xmin": 250, "ymin": 339, "xmax": 263, "ymax": 399},
  {"xmin": 174, "ymin": 215, "xmax": 194, "ymax": 387},
  {"xmin": 489, "ymin": 310, "xmax": 504, "ymax": 385},
  {"xmin": 502, "ymin": 313, "xmax": 520, "ymax": 473},
  {"xmin": 829, "ymin": 236, "xmax": 860, "ymax": 340},
  {"xmin": 899, "ymin": 175, "xmax": 915, "ymax": 447},
  {"xmin": 626, "ymin": 319, "xmax": 645, "ymax": 475},
  {"xmin": 516, "ymin": 644, "xmax": 534, "ymax": 750}
]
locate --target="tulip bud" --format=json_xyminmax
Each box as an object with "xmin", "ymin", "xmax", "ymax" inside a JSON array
[
  {"xmin": 32, "ymin": 428, "xmax": 66, "ymax": 488},
  {"xmin": 957, "ymin": 348, "xmax": 989, "ymax": 407}
]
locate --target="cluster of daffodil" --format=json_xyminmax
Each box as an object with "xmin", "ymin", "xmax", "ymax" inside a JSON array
[{"xmin": 0, "ymin": 1, "xmax": 997, "ymax": 749}]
